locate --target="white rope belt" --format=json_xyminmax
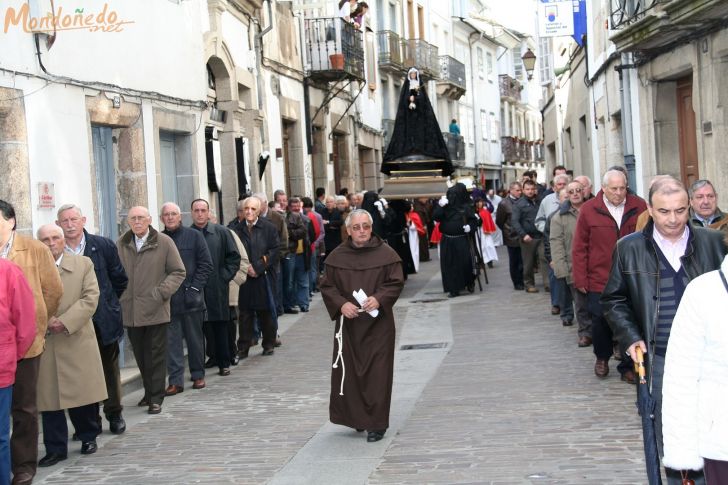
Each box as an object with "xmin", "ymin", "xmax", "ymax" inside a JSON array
[{"xmin": 332, "ymin": 314, "xmax": 345, "ymax": 396}]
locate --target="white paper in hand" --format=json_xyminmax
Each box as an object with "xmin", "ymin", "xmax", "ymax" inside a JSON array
[{"xmin": 352, "ymin": 289, "xmax": 379, "ymax": 318}]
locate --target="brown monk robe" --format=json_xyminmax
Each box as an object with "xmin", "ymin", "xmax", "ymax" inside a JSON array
[{"xmin": 320, "ymin": 219, "xmax": 404, "ymax": 440}]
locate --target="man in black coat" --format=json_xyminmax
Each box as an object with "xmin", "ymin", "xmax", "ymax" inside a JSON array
[
  {"xmin": 511, "ymin": 179, "xmax": 543, "ymax": 293},
  {"xmin": 602, "ymin": 177, "xmax": 727, "ymax": 483},
  {"xmin": 191, "ymin": 199, "xmax": 241, "ymax": 377},
  {"xmin": 161, "ymin": 203, "xmax": 213, "ymax": 394},
  {"xmin": 56, "ymin": 204, "xmax": 129, "ymax": 434},
  {"xmin": 234, "ymin": 197, "xmax": 280, "ymax": 357}
]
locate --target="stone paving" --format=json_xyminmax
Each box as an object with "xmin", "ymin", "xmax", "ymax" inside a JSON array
[{"xmin": 32, "ymin": 247, "xmax": 649, "ymax": 484}]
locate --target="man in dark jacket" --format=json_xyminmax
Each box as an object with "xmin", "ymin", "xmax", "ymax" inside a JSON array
[
  {"xmin": 496, "ymin": 181, "xmax": 524, "ymax": 290},
  {"xmin": 56, "ymin": 204, "xmax": 129, "ymax": 434},
  {"xmin": 161, "ymin": 203, "xmax": 213, "ymax": 394},
  {"xmin": 511, "ymin": 179, "xmax": 542, "ymax": 293},
  {"xmin": 287, "ymin": 197, "xmax": 312, "ymax": 312},
  {"xmin": 191, "ymin": 199, "xmax": 241, "ymax": 377},
  {"xmin": 602, "ymin": 176, "xmax": 727, "ymax": 483},
  {"xmin": 234, "ymin": 197, "xmax": 280, "ymax": 357},
  {"xmin": 572, "ymin": 169, "xmax": 646, "ymax": 383}
]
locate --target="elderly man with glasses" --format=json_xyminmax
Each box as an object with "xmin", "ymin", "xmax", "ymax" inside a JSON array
[{"xmin": 320, "ymin": 209, "xmax": 404, "ymax": 443}]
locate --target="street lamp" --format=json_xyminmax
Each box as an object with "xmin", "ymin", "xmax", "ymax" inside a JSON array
[{"xmin": 521, "ymin": 48, "xmax": 537, "ymax": 81}]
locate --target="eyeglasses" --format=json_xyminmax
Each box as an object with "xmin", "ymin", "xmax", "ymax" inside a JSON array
[
  {"xmin": 351, "ymin": 224, "xmax": 372, "ymax": 231},
  {"xmin": 568, "ymin": 188, "xmax": 582, "ymax": 194}
]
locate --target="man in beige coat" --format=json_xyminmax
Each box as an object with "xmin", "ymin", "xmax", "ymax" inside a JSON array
[
  {"xmin": 0, "ymin": 200, "xmax": 63, "ymax": 485},
  {"xmin": 117, "ymin": 206, "xmax": 185, "ymax": 415},
  {"xmin": 549, "ymin": 181, "xmax": 591, "ymax": 347},
  {"xmin": 36, "ymin": 224, "xmax": 106, "ymax": 467}
]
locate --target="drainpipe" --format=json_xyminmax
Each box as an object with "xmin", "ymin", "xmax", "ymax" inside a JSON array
[
  {"xmin": 617, "ymin": 52, "xmax": 637, "ymax": 191},
  {"xmin": 468, "ymin": 29, "xmax": 482, "ymax": 176},
  {"xmin": 254, "ymin": 0, "xmax": 273, "ymax": 147}
]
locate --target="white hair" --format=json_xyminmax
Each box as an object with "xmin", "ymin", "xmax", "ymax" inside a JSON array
[
  {"xmin": 601, "ymin": 169, "xmax": 626, "ymax": 187},
  {"xmin": 36, "ymin": 223, "xmax": 64, "ymax": 239},
  {"xmin": 56, "ymin": 204, "xmax": 83, "ymax": 219},
  {"xmin": 160, "ymin": 202, "xmax": 181, "ymax": 216}
]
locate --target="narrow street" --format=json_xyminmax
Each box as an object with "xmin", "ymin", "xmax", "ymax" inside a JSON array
[{"xmin": 34, "ymin": 247, "xmax": 646, "ymax": 484}]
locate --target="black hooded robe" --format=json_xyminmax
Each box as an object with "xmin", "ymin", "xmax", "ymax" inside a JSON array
[{"xmin": 432, "ymin": 183, "xmax": 479, "ymax": 294}]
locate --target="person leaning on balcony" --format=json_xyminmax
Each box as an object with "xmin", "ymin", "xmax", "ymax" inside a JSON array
[
  {"xmin": 338, "ymin": 0, "xmax": 357, "ymax": 23},
  {"xmin": 351, "ymin": 2, "xmax": 368, "ymax": 30},
  {"xmin": 449, "ymin": 119, "xmax": 460, "ymax": 136}
]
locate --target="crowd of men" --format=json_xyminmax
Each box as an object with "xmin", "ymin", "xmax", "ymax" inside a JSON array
[
  {"xmin": 496, "ymin": 168, "xmax": 728, "ymax": 482},
  {"xmin": 2, "ymin": 169, "xmax": 727, "ymax": 483},
  {"xmin": 0, "ymin": 186, "xmax": 372, "ymax": 485}
]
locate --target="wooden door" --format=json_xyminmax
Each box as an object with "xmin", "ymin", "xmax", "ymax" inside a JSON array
[
  {"xmin": 282, "ymin": 123, "xmax": 292, "ymax": 196},
  {"xmin": 676, "ymin": 76, "xmax": 699, "ymax": 186}
]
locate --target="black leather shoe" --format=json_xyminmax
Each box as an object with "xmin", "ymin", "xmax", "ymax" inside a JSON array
[
  {"xmin": 148, "ymin": 403, "xmax": 162, "ymax": 414},
  {"xmin": 81, "ymin": 440, "xmax": 97, "ymax": 455},
  {"xmin": 366, "ymin": 430, "xmax": 386, "ymax": 442},
  {"xmin": 137, "ymin": 397, "xmax": 149, "ymax": 407},
  {"xmin": 38, "ymin": 453, "xmax": 67, "ymax": 467},
  {"xmin": 109, "ymin": 416, "xmax": 126, "ymax": 435},
  {"xmin": 262, "ymin": 348, "xmax": 274, "ymax": 356},
  {"xmin": 219, "ymin": 368, "xmax": 231, "ymax": 376},
  {"xmin": 230, "ymin": 355, "xmax": 239, "ymax": 366},
  {"xmin": 448, "ymin": 291, "xmax": 459, "ymax": 298},
  {"xmin": 284, "ymin": 308, "xmax": 299, "ymax": 314},
  {"xmin": 204, "ymin": 358, "xmax": 216, "ymax": 369}
]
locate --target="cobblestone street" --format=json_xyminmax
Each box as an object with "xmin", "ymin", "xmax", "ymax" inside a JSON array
[{"xmin": 33, "ymin": 247, "xmax": 647, "ymax": 484}]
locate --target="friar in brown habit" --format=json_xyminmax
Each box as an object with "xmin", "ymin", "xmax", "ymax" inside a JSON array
[{"xmin": 320, "ymin": 209, "xmax": 404, "ymax": 443}]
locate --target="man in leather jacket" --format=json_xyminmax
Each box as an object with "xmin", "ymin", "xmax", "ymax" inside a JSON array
[{"xmin": 602, "ymin": 176, "xmax": 727, "ymax": 483}]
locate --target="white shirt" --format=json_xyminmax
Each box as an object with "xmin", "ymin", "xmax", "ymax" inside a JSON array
[
  {"xmin": 653, "ymin": 225, "xmax": 689, "ymax": 272},
  {"xmin": 603, "ymin": 195, "xmax": 626, "ymax": 229},
  {"xmin": 66, "ymin": 234, "xmax": 86, "ymax": 255},
  {"xmin": 55, "ymin": 253, "xmax": 64, "ymax": 268},
  {"xmin": 339, "ymin": 2, "xmax": 351, "ymax": 20},
  {"xmin": 135, "ymin": 230, "xmax": 149, "ymax": 252},
  {"xmin": 0, "ymin": 232, "xmax": 14, "ymax": 259}
]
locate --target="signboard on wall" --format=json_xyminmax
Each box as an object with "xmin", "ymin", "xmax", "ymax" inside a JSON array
[
  {"xmin": 538, "ymin": 0, "xmax": 574, "ymax": 37},
  {"xmin": 37, "ymin": 182, "xmax": 55, "ymax": 210}
]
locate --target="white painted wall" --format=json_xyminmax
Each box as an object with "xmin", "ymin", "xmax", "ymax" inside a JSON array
[{"xmin": 1, "ymin": 0, "xmax": 206, "ymax": 101}]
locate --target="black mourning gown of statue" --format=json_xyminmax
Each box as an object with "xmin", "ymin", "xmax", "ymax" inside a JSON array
[{"xmin": 382, "ymin": 77, "xmax": 454, "ymax": 177}]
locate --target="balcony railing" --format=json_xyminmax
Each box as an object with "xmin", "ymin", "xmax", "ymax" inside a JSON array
[
  {"xmin": 382, "ymin": 118, "xmax": 396, "ymax": 151},
  {"xmin": 501, "ymin": 137, "xmax": 538, "ymax": 163},
  {"xmin": 439, "ymin": 55, "xmax": 466, "ymax": 91},
  {"xmin": 499, "ymin": 75, "xmax": 521, "ymax": 101},
  {"xmin": 377, "ymin": 31, "xmax": 405, "ymax": 74},
  {"xmin": 403, "ymin": 39, "xmax": 439, "ymax": 80},
  {"xmin": 303, "ymin": 17, "xmax": 365, "ymax": 82},
  {"xmin": 443, "ymin": 132, "xmax": 465, "ymax": 161},
  {"xmin": 436, "ymin": 55, "xmax": 466, "ymax": 100},
  {"xmin": 610, "ymin": 0, "xmax": 660, "ymax": 29}
]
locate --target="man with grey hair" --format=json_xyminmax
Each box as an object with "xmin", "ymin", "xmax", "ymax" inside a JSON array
[
  {"xmin": 574, "ymin": 175, "xmax": 593, "ymax": 199},
  {"xmin": 603, "ymin": 176, "xmax": 726, "ymax": 482},
  {"xmin": 689, "ymin": 179, "xmax": 724, "ymax": 228},
  {"xmin": 160, "ymin": 202, "xmax": 213, "ymax": 394},
  {"xmin": 56, "ymin": 203, "xmax": 129, "ymax": 434},
  {"xmin": 117, "ymin": 206, "xmax": 185, "ymax": 415},
  {"xmin": 572, "ymin": 169, "xmax": 646, "ymax": 383},
  {"xmin": 536, "ymin": 173, "xmax": 571, "ymax": 313},
  {"xmin": 320, "ymin": 209, "xmax": 404, "ymax": 443}
]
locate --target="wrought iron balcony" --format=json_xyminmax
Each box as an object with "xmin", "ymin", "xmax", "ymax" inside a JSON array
[
  {"xmin": 436, "ymin": 55, "xmax": 466, "ymax": 100},
  {"xmin": 499, "ymin": 75, "xmax": 522, "ymax": 102},
  {"xmin": 377, "ymin": 31, "xmax": 405, "ymax": 75},
  {"xmin": 303, "ymin": 17, "xmax": 365, "ymax": 82},
  {"xmin": 610, "ymin": 0, "xmax": 661, "ymax": 30},
  {"xmin": 382, "ymin": 118, "xmax": 396, "ymax": 151},
  {"xmin": 403, "ymin": 39, "xmax": 440, "ymax": 81},
  {"xmin": 443, "ymin": 132, "xmax": 465, "ymax": 161},
  {"xmin": 501, "ymin": 137, "xmax": 535, "ymax": 163},
  {"xmin": 609, "ymin": 0, "xmax": 728, "ymax": 54}
]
